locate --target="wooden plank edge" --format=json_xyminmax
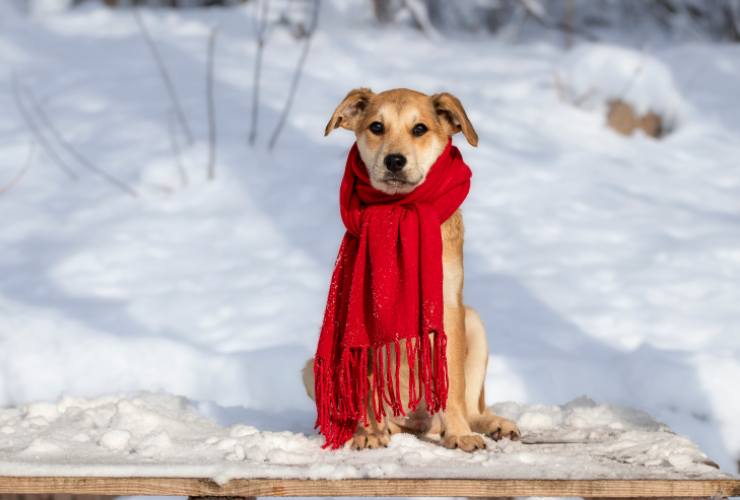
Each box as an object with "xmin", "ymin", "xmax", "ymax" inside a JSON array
[{"xmin": 0, "ymin": 477, "xmax": 738, "ymax": 497}]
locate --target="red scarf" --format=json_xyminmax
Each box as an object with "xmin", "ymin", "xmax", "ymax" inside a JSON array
[{"xmin": 314, "ymin": 139, "xmax": 472, "ymax": 449}]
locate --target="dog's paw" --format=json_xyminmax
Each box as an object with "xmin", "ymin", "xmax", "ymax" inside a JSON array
[
  {"xmin": 471, "ymin": 414, "xmax": 521, "ymax": 441},
  {"xmin": 441, "ymin": 433, "xmax": 486, "ymax": 452},
  {"xmin": 350, "ymin": 427, "xmax": 390, "ymax": 450}
]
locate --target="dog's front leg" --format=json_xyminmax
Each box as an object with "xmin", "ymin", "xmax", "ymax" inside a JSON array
[
  {"xmin": 439, "ymin": 212, "xmax": 485, "ymax": 452},
  {"xmin": 351, "ymin": 367, "xmax": 391, "ymax": 450},
  {"xmin": 440, "ymin": 303, "xmax": 485, "ymax": 451}
]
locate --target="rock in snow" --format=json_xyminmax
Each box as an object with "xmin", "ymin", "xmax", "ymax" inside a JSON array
[{"xmin": 0, "ymin": 393, "xmax": 729, "ymax": 483}]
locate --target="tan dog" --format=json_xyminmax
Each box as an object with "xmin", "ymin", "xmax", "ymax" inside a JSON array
[{"xmin": 303, "ymin": 88, "xmax": 520, "ymax": 452}]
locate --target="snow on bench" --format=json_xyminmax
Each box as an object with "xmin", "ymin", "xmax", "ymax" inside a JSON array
[{"xmin": 0, "ymin": 393, "xmax": 737, "ymax": 498}]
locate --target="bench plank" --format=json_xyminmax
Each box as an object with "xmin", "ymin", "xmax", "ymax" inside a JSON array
[{"xmin": 0, "ymin": 477, "xmax": 738, "ymax": 497}]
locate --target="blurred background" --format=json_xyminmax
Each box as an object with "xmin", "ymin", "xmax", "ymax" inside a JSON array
[{"xmin": 1, "ymin": 0, "xmax": 739, "ymax": 476}]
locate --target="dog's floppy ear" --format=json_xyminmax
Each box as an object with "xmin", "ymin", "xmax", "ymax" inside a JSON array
[
  {"xmin": 324, "ymin": 88, "xmax": 374, "ymax": 136},
  {"xmin": 431, "ymin": 92, "xmax": 478, "ymax": 147}
]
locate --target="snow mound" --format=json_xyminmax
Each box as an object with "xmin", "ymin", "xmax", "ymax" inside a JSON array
[
  {"xmin": 0, "ymin": 392, "xmax": 728, "ymax": 483},
  {"xmin": 558, "ymin": 44, "xmax": 687, "ymax": 129}
]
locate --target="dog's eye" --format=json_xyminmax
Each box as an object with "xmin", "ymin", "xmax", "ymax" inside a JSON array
[
  {"xmin": 412, "ymin": 123, "xmax": 428, "ymax": 137},
  {"xmin": 369, "ymin": 121, "xmax": 384, "ymax": 135}
]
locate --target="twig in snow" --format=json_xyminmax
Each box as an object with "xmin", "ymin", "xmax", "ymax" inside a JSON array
[
  {"xmin": 552, "ymin": 71, "xmax": 595, "ymax": 108},
  {"xmin": 248, "ymin": 0, "xmax": 270, "ymax": 146},
  {"xmin": 23, "ymin": 85, "xmax": 139, "ymax": 198},
  {"xmin": 552, "ymin": 71, "xmax": 567, "ymax": 102},
  {"xmin": 168, "ymin": 111, "xmax": 188, "ymax": 188},
  {"xmin": 616, "ymin": 63, "xmax": 644, "ymax": 102},
  {"xmin": 11, "ymin": 75, "xmax": 77, "ymax": 180},
  {"xmin": 133, "ymin": 7, "xmax": 194, "ymax": 145},
  {"xmin": 0, "ymin": 142, "xmax": 35, "ymax": 195},
  {"xmin": 572, "ymin": 88, "xmax": 596, "ymax": 107},
  {"xmin": 206, "ymin": 27, "xmax": 218, "ymax": 180},
  {"xmin": 268, "ymin": 0, "xmax": 320, "ymax": 151}
]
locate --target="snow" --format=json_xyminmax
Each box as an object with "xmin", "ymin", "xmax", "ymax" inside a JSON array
[
  {"xmin": 0, "ymin": 392, "xmax": 729, "ymax": 482},
  {"xmin": 0, "ymin": 0, "xmax": 739, "ymax": 480},
  {"xmin": 558, "ymin": 44, "xmax": 688, "ymax": 128}
]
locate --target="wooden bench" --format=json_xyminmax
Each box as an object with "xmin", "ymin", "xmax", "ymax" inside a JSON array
[{"xmin": 1, "ymin": 476, "xmax": 739, "ymax": 498}]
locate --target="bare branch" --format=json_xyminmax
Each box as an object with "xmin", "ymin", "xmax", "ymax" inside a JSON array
[
  {"xmin": 372, "ymin": 0, "xmax": 394, "ymax": 24},
  {"xmin": 572, "ymin": 88, "xmax": 596, "ymax": 107},
  {"xmin": 401, "ymin": 0, "xmax": 440, "ymax": 39},
  {"xmin": 11, "ymin": 75, "xmax": 77, "ymax": 180},
  {"xmin": 23, "ymin": 85, "xmax": 139, "ymax": 198},
  {"xmin": 268, "ymin": 0, "xmax": 320, "ymax": 151},
  {"xmin": 552, "ymin": 71, "xmax": 595, "ymax": 108},
  {"xmin": 727, "ymin": 2, "xmax": 740, "ymax": 41},
  {"xmin": 168, "ymin": 111, "xmax": 188, "ymax": 188},
  {"xmin": 133, "ymin": 7, "xmax": 194, "ymax": 145},
  {"xmin": 518, "ymin": 0, "xmax": 598, "ymax": 42},
  {"xmin": 248, "ymin": 0, "xmax": 270, "ymax": 146},
  {"xmin": 0, "ymin": 142, "xmax": 35, "ymax": 195},
  {"xmin": 206, "ymin": 27, "xmax": 218, "ymax": 180},
  {"xmin": 563, "ymin": 0, "xmax": 574, "ymax": 48}
]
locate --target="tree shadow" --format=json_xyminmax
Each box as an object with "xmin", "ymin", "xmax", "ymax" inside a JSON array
[
  {"xmin": 464, "ymin": 254, "xmax": 734, "ymax": 471},
  {"xmin": 0, "ymin": 11, "xmax": 327, "ymax": 410},
  {"xmin": 198, "ymin": 400, "xmax": 316, "ymax": 434}
]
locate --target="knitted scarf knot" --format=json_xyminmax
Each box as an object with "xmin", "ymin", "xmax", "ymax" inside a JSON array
[{"xmin": 314, "ymin": 139, "xmax": 472, "ymax": 449}]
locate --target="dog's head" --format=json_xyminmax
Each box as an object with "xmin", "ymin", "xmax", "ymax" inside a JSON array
[{"xmin": 325, "ymin": 88, "xmax": 478, "ymax": 195}]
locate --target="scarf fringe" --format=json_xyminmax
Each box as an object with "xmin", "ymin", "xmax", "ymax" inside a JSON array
[{"xmin": 314, "ymin": 332, "xmax": 448, "ymax": 449}]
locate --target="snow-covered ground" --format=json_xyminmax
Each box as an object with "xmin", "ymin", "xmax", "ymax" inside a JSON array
[
  {"xmin": 0, "ymin": 0, "xmax": 739, "ymax": 478},
  {"xmin": 0, "ymin": 392, "xmax": 729, "ymax": 482}
]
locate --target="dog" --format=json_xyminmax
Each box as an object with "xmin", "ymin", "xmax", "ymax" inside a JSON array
[{"xmin": 303, "ymin": 88, "xmax": 520, "ymax": 452}]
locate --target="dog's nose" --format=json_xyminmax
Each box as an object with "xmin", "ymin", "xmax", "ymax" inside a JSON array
[{"xmin": 384, "ymin": 154, "xmax": 407, "ymax": 172}]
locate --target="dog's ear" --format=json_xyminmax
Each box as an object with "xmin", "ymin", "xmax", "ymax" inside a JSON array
[
  {"xmin": 325, "ymin": 88, "xmax": 374, "ymax": 136},
  {"xmin": 431, "ymin": 92, "xmax": 478, "ymax": 147}
]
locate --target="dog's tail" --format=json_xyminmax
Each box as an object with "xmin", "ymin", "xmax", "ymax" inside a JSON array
[{"xmin": 302, "ymin": 358, "xmax": 316, "ymax": 401}]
